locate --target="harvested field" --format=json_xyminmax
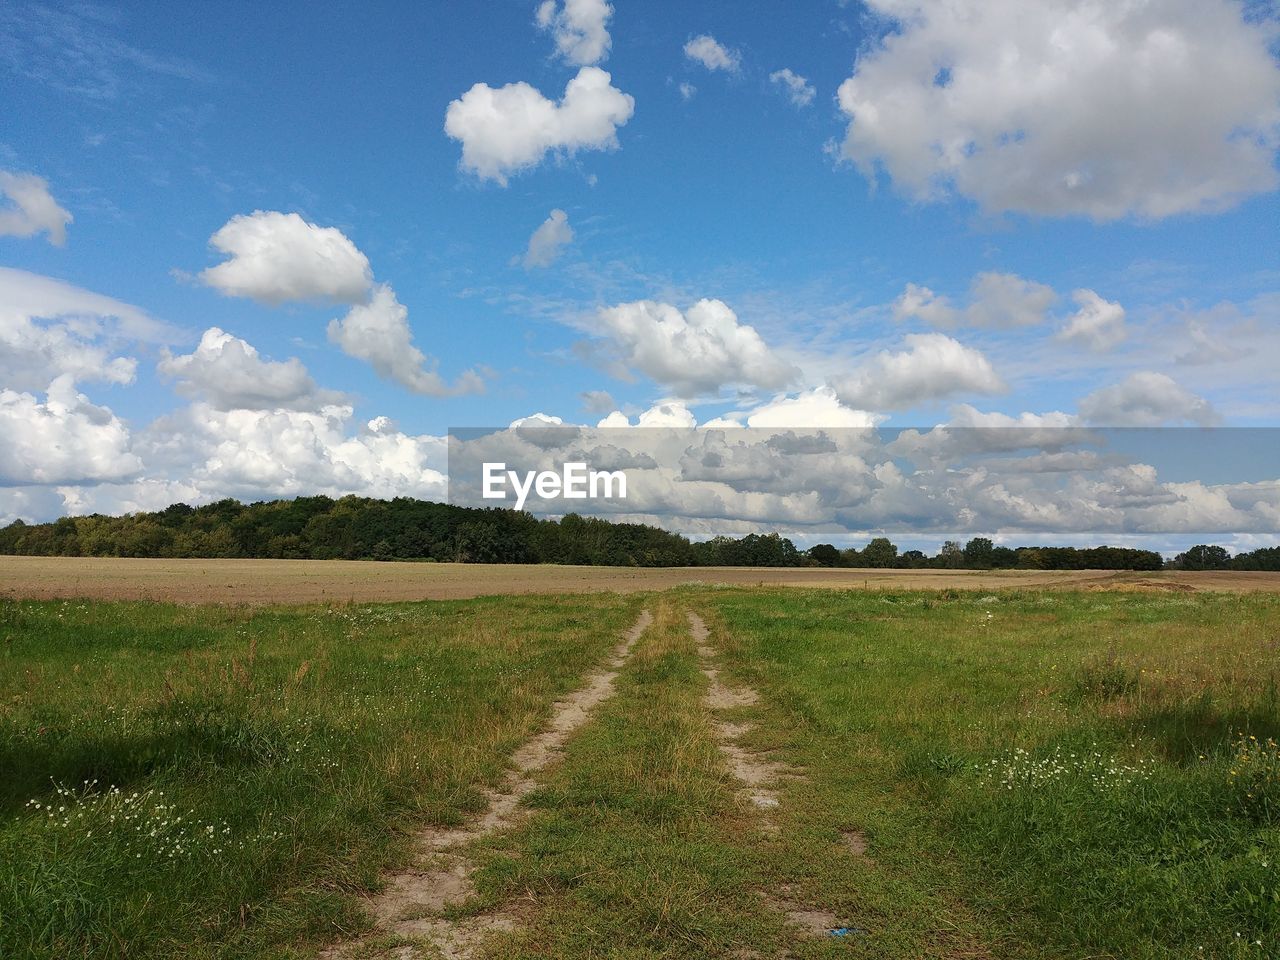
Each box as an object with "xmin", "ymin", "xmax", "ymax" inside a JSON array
[{"xmin": 1, "ymin": 555, "xmax": 1277, "ymax": 604}]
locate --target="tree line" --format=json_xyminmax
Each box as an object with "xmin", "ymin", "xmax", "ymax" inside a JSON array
[{"xmin": 0, "ymin": 496, "xmax": 1274, "ymax": 570}]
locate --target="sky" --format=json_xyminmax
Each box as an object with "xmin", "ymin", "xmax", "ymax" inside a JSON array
[{"xmin": 2, "ymin": 0, "xmax": 1279, "ymax": 552}]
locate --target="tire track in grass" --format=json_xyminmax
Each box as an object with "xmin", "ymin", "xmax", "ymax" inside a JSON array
[
  {"xmin": 321, "ymin": 609, "xmax": 653, "ymax": 960},
  {"xmin": 689, "ymin": 610, "xmax": 855, "ymax": 945}
]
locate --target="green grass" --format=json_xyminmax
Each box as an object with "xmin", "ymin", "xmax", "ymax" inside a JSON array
[
  {"xmin": 5, "ymin": 588, "xmax": 1280, "ymax": 959},
  {"xmin": 707, "ymin": 588, "xmax": 1280, "ymax": 958},
  {"xmin": 0, "ymin": 594, "xmax": 642, "ymax": 959}
]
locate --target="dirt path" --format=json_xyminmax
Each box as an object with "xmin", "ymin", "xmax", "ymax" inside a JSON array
[
  {"xmin": 689, "ymin": 611, "xmax": 855, "ymax": 943},
  {"xmin": 689, "ymin": 612, "xmax": 794, "ymax": 815},
  {"xmin": 321, "ymin": 609, "xmax": 653, "ymax": 960}
]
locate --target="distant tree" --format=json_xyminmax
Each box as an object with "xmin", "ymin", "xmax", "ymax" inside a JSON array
[
  {"xmin": 990, "ymin": 545, "xmax": 1018, "ymax": 568},
  {"xmin": 939, "ymin": 540, "xmax": 964, "ymax": 568},
  {"xmin": 963, "ymin": 537, "xmax": 996, "ymax": 568},
  {"xmin": 1232, "ymin": 547, "xmax": 1280, "ymax": 571},
  {"xmin": 862, "ymin": 537, "xmax": 899, "ymax": 568},
  {"xmin": 1016, "ymin": 548, "xmax": 1045, "ymax": 569},
  {"xmin": 807, "ymin": 543, "xmax": 840, "ymax": 567},
  {"xmin": 899, "ymin": 549, "xmax": 928, "ymax": 568},
  {"xmin": 1174, "ymin": 544, "xmax": 1232, "ymax": 571}
]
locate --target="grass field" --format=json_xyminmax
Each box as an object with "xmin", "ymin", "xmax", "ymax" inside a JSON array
[{"xmin": 3, "ymin": 570, "xmax": 1280, "ymax": 958}]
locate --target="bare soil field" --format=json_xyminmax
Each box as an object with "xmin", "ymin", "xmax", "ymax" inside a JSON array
[{"xmin": 1, "ymin": 555, "xmax": 1276, "ymax": 604}]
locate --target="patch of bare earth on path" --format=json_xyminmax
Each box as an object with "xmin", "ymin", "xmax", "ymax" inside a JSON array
[
  {"xmin": 841, "ymin": 828, "xmax": 871, "ymax": 859},
  {"xmin": 321, "ymin": 610, "xmax": 653, "ymax": 960},
  {"xmin": 689, "ymin": 612, "xmax": 802, "ymax": 816}
]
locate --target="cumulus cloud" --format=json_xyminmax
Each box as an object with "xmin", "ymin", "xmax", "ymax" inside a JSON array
[
  {"xmin": 136, "ymin": 403, "xmax": 447, "ymax": 504},
  {"xmin": 0, "ymin": 376, "xmax": 140, "ymax": 484},
  {"xmin": 769, "ymin": 68, "xmax": 815, "ymax": 107},
  {"xmin": 894, "ymin": 272, "xmax": 1056, "ymax": 328},
  {"xmin": 832, "ymin": 333, "xmax": 1005, "ymax": 410},
  {"xmin": 593, "ymin": 400, "xmax": 700, "ymax": 429},
  {"xmin": 590, "ymin": 298, "xmax": 798, "ymax": 397},
  {"xmin": 836, "ymin": 0, "xmax": 1280, "ymax": 219},
  {"xmin": 745, "ymin": 387, "xmax": 878, "ymax": 429},
  {"xmin": 198, "ymin": 211, "xmax": 373, "ymax": 305},
  {"xmin": 158, "ymin": 328, "xmax": 340, "ymax": 411},
  {"xmin": 536, "ymin": 0, "xmax": 612, "ymax": 66},
  {"xmin": 444, "ymin": 67, "xmax": 635, "ymax": 185},
  {"xmin": 521, "ymin": 209, "xmax": 574, "ymax": 268},
  {"xmin": 1058, "ymin": 289, "xmax": 1127, "ymax": 352},
  {"xmin": 1078, "ymin": 372, "xmax": 1217, "ymax": 426},
  {"xmin": 684, "ymin": 35, "xmax": 740, "ymax": 72},
  {"xmin": 327, "ymin": 284, "xmax": 483, "ymax": 397},
  {"xmin": 678, "ymin": 81, "xmax": 697, "ymax": 101},
  {"xmin": 0, "ymin": 171, "xmax": 73, "ymax": 245},
  {"xmin": 1, "ymin": 299, "xmax": 135, "ymax": 393}
]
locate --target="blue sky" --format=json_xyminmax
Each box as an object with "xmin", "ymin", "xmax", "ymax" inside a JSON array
[{"xmin": 2, "ymin": 0, "xmax": 1279, "ymax": 549}]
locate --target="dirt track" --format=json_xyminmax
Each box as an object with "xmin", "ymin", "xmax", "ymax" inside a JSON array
[{"xmin": 1, "ymin": 556, "xmax": 1277, "ymax": 605}]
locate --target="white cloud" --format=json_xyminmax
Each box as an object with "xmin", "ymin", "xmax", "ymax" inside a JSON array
[
  {"xmin": 745, "ymin": 386, "xmax": 878, "ymax": 429},
  {"xmin": 0, "ymin": 267, "xmax": 185, "ymax": 393},
  {"xmin": 678, "ymin": 81, "xmax": 697, "ymax": 101},
  {"xmin": 769, "ymin": 68, "xmax": 815, "ymax": 107},
  {"xmin": 594, "ymin": 400, "xmax": 698, "ymax": 428},
  {"xmin": 893, "ymin": 283, "xmax": 959, "ymax": 327},
  {"xmin": 521, "ymin": 208, "xmax": 574, "ymax": 268},
  {"xmin": 198, "ymin": 211, "xmax": 373, "ymax": 305},
  {"xmin": 0, "ymin": 171, "xmax": 73, "ymax": 245},
  {"xmin": 596, "ymin": 410, "xmax": 632, "ymax": 428},
  {"xmin": 1078, "ymin": 372, "xmax": 1217, "ymax": 426},
  {"xmin": 0, "ymin": 376, "xmax": 140, "ymax": 484},
  {"xmin": 684, "ymin": 35, "xmax": 740, "ymax": 72},
  {"xmin": 137, "ymin": 403, "xmax": 447, "ymax": 503},
  {"xmin": 832, "ymin": 332, "xmax": 1005, "ymax": 410},
  {"xmin": 0, "ymin": 301, "xmax": 135, "ymax": 393},
  {"xmin": 836, "ymin": 0, "xmax": 1280, "ymax": 219},
  {"xmin": 591, "ymin": 298, "xmax": 798, "ymax": 397},
  {"xmin": 536, "ymin": 0, "xmax": 612, "ymax": 66},
  {"xmin": 0, "ymin": 267, "xmax": 176, "ymax": 344},
  {"xmin": 1058, "ymin": 289, "xmax": 1127, "ymax": 352},
  {"xmin": 327, "ymin": 283, "xmax": 483, "ymax": 397},
  {"xmin": 158, "ymin": 328, "xmax": 340, "ymax": 411},
  {"xmin": 638, "ymin": 401, "xmax": 698, "ymax": 429},
  {"xmin": 964, "ymin": 272, "xmax": 1058, "ymax": 328},
  {"xmin": 444, "ymin": 67, "xmax": 635, "ymax": 185},
  {"xmin": 894, "ymin": 272, "xmax": 1056, "ymax": 328},
  {"xmin": 706, "ymin": 386, "xmax": 880, "ymax": 429}
]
